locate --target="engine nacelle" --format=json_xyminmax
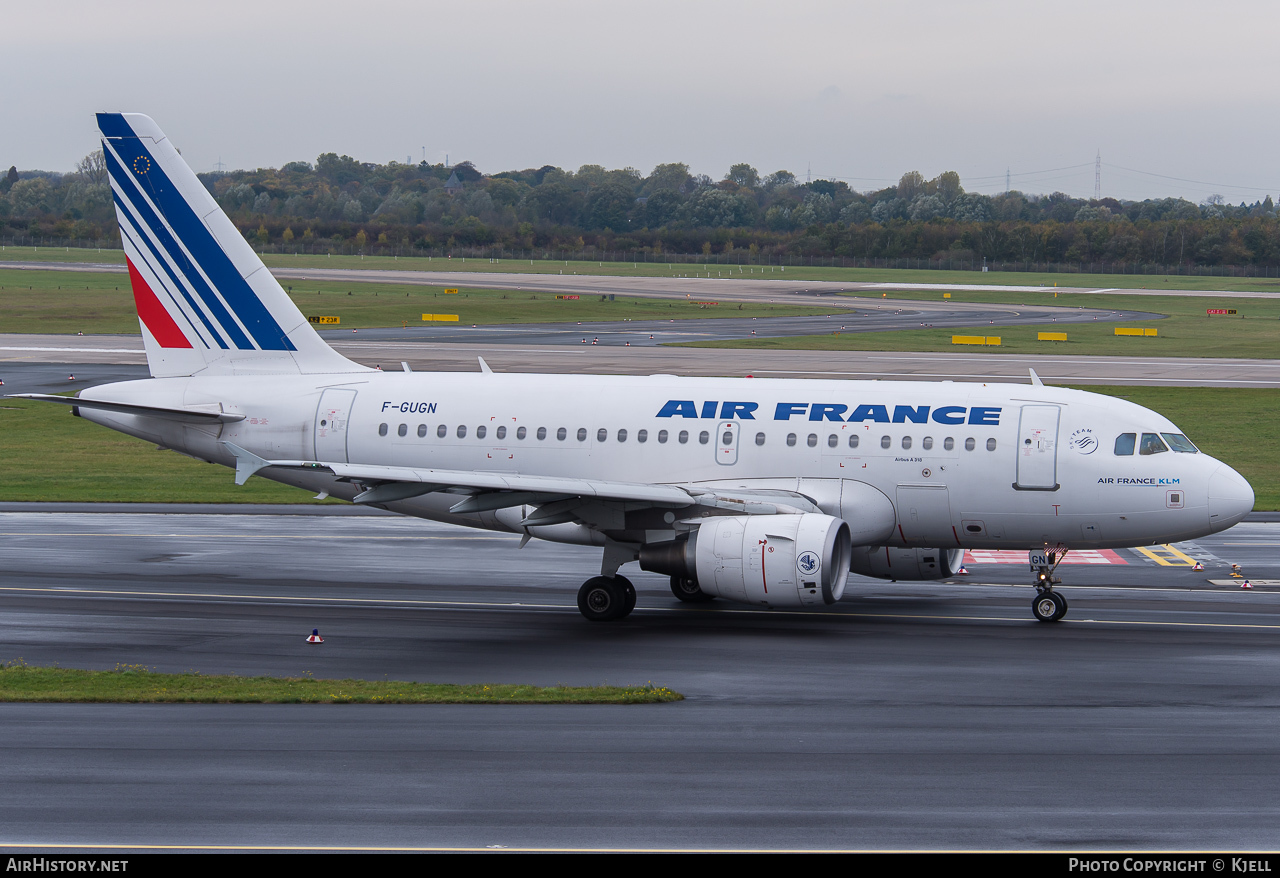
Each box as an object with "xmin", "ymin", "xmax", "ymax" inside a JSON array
[
  {"xmin": 640, "ymin": 513, "xmax": 852, "ymax": 608},
  {"xmin": 849, "ymin": 546, "xmax": 965, "ymax": 581}
]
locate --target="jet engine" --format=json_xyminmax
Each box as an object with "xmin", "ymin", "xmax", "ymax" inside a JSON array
[
  {"xmin": 849, "ymin": 546, "xmax": 965, "ymax": 580},
  {"xmin": 640, "ymin": 513, "xmax": 852, "ymax": 607}
]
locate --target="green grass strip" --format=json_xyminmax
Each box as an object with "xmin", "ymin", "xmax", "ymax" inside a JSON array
[{"xmin": 0, "ymin": 662, "xmax": 683, "ymax": 704}]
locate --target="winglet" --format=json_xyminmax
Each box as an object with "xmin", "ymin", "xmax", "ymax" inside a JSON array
[
  {"xmin": 478, "ymin": 356, "xmax": 493, "ymax": 374},
  {"xmin": 220, "ymin": 441, "xmax": 272, "ymax": 485},
  {"xmin": 1029, "ymin": 368, "xmax": 1044, "ymax": 387}
]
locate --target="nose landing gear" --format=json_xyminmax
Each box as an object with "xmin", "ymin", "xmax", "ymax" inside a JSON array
[{"xmin": 1031, "ymin": 551, "xmax": 1068, "ymax": 622}]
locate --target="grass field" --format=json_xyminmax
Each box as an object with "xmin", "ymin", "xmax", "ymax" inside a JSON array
[
  {"xmin": 7, "ymin": 245, "xmax": 1280, "ymax": 292},
  {"xmin": 0, "ymin": 661, "xmax": 683, "ymax": 704},
  {"xmin": 1, "ymin": 388, "xmax": 1274, "ymax": 508},
  {"xmin": 680, "ymin": 287, "xmax": 1280, "ymax": 359},
  {"xmin": 0, "ymin": 268, "xmax": 826, "ymax": 335}
]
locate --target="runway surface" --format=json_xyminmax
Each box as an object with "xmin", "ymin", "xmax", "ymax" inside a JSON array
[
  {"xmin": 5, "ymin": 337, "xmax": 1280, "ymax": 388},
  {"xmin": 4, "ymin": 259, "xmax": 1275, "ymax": 300},
  {"xmin": 2, "ymin": 507, "xmax": 1280, "ymax": 850}
]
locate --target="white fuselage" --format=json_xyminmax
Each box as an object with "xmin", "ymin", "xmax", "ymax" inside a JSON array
[{"xmin": 78, "ymin": 370, "xmax": 1255, "ymax": 552}]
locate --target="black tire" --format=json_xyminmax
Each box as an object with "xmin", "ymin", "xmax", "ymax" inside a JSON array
[
  {"xmin": 616, "ymin": 575, "xmax": 637, "ymax": 614},
  {"xmin": 577, "ymin": 576, "xmax": 627, "ymax": 622},
  {"xmin": 1052, "ymin": 592, "xmax": 1069, "ymax": 621},
  {"xmin": 670, "ymin": 576, "xmax": 715, "ymax": 603},
  {"xmin": 1032, "ymin": 592, "xmax": 1065, "ymax": 623}
]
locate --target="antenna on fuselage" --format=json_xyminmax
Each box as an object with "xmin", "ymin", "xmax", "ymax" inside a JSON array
[
  {"xmin": 1029, "ymin": 368, "xmax": 1044, "ymax": 387},
  {"xmin": 477, "ymin": 356, "xmax": 494, "ymax": 374}
]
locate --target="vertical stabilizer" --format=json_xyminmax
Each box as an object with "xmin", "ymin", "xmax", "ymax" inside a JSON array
[{"xmin": 98, "ymin": 112, "xmax": 364, "ymax": 378}]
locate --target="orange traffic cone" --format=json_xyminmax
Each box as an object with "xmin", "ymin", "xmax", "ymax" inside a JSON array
[
  {"xmin": 306, "ymin": 628, "xmax": 324, "ymax": 643},
  {"xmin": 1241, "ymin": 580, "xmax": 1253, "ymax": 590}
]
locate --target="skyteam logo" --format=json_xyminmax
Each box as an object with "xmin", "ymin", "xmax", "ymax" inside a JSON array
[
  {"xmin": 797, "ymin": 551, "xmax": 821, "ymax": 576},
  {"xmin": 1069, "ymin": 428, "xmax": 1099, "ymax": 455}
]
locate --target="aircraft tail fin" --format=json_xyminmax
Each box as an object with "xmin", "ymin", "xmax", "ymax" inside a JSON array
[{"xmin": 97, "ymin": 112, "xmax": 363, "ymax": 378}]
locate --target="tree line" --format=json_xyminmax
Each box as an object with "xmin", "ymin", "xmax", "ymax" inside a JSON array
[{"xmin": 1, "ymin": 150, "xmax": 1278, "ymax": 267}]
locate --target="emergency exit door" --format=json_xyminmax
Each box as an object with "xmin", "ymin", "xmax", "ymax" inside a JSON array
[
  {"xmin": 314, "ymin": 388, "xmax": 357, "ymax": 463},
  {"xmin": 1015, "ymin": 405, "xmax": 1060, "ymax": 490},
  {"xmin": 715, "ymin": 420, "xmax": 740, "ymax": 465}
]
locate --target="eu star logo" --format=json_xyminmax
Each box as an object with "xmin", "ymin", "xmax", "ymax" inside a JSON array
[{"xmin": 133, "ymin": 156, "xmax": 151, "ymax": 175}]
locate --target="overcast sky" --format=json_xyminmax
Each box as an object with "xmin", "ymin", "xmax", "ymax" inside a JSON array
[{"xmin": 4, "ymin": 1, "xmax": 1277, "ymax": 203}]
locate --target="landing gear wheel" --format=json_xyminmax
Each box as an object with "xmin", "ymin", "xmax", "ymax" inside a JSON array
[
  {"xmin": 1032, "ymin": 591, "xmax": 1067, "ymax": 623},
  {"xmin": 577, "ymin": 576, "xmax": 632, "ymax": 622},
  {"xmin": 670, "ymin": 576, "xmax": 715, "ymax": 603},
  {"xmin": 616, "ymin": 575, "xmax": 636, "ymax": 614}
]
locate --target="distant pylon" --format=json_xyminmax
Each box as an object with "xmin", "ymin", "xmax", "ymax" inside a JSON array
[
  {"xmin": 1094, "ymin": 149, "xmax": 1101, "ymax": 200},
  {"xmin": 1005, "ymin": 168, "xmax": 1010, "ymax": 193}
]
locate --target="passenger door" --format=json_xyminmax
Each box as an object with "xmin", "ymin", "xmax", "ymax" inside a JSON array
[
  {"xmin": 715, "ymin": 420, "xmax": 740, "ymax": 466},
  {"xmin": 1016, "ymin": 405, "xmax": 1060, "ymax": 490},
  {"xmin": 314, "ymin": 388, "xmax": 357, "ymax": 463}
]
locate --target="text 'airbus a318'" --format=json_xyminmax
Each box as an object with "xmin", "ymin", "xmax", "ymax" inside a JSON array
[{"xmin": 13, "ymin": 114, "xmax": 1256, "ymax": 623}]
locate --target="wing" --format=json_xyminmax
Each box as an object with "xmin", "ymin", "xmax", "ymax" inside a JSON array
[{"xmin": 219, "ymin": 441, "xmax": 817, "ymax": 528}]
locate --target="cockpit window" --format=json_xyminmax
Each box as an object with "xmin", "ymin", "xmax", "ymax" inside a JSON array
[
  {"xmin": 1139, "ymin": 433, "xmax": 1169, "ymax": 455},
  {"xmin": 1114, "ymin": 433, "xmax": 1136, "ymax": 456},
  {"xmin": 1161, "ymin": 433, "xmax": 1199, "ymax": 453}
]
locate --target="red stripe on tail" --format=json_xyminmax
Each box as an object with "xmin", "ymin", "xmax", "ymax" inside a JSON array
[{"xmin": 126, "ymin": 258, "xmax": 192, "ymax": 348}]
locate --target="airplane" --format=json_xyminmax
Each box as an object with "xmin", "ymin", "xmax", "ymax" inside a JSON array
[{"xmin": 12, "ymin": 113, "xmax": 1256, "ymax": 624}]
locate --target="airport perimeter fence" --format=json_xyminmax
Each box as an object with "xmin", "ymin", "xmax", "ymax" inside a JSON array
[{"xmin": 6, "ymin": 235, "xmax": 1280, "ymax": 279}]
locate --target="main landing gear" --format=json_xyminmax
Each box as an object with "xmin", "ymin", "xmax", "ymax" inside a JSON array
[
  {"xmin": 670, "ymin": 576, "xmax": 715, "ymax": 604},
  {"xmin": 1031, "ymin": 554, "xmax": 1069, "ymax": 622},
  {"xmin": 577, "ymin": 575, "xmax": 636, "ymax": 622}
]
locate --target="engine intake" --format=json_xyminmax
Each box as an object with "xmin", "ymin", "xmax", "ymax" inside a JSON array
[{"xmin": 641, "ymin": 513, "xmax": 852, "ymax": 608}]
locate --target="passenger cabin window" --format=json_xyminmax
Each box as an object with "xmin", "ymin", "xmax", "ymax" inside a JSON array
[
  {"xmin": 517, "ymin": 426, "xmax": 527, "ymax": 440},
  {"xmin": 1140, "ymin": 433, "xmax": 1169, "ymax": 455},
  {"xmin": 880, "ymin": 435, "xmax": 891, "ymax": 449},
  {"xmin": 699, "ymin": 431, "xmax": 710, "ymax": 445},
  {"xmin": 638, "ymin": 429, "xmax": 648, "ymax": 443},
  {"xmin": 476, "ymin": 425, "xmax": 486, "ymax": 439},
  {"xmin": 1115, "ymin": 433, "xmax": 1136, "ymax": 455},
  {"xmin": 536, "ymin": 427, "xmax": 547, "ymax": 440},
  {"xmin": 827, "ymin": 434, "xmax": 838, "ymax": 448},
  {"xmin": 1162, "ymin": 433, "xmax": 1199, "ymax": 453},
  {"xmin": 496, "ymin": 426, "xmax": 506, "ymax": 440},
  {"xmin": 557, "ymin": 427, "xmax": 567, "ymax": 441},
  {"xmin": 417, "ymin": 424, "xmax": 428, "ymax": 438},
  {"xmin": 786, "ymin": 433, "xmax": 797, "ymax": 447},
  {"xmin": 901, "ymin": 436, "xmax": 912, "ymax": 450},
  {"xmin": 379, "ymin": 423, "xmax": 388, "ymax": 436},
  {"xmin": 597, "ymin": 428, "xmax": 608, "ymax": 442},
  {"xmin": 456, "ymin": 425, "xmax": 467, "ymax": 438},
  {"xmin": 398, "ymin": 424, "xmax": 407, "ymax": 437},
  {"xmin": 987, "ymin": 438, "xmax": 997, "ymax": 451},
  {"xmin": 679, "ymin": 430, "xmax": 689, "ymax": 444},
  {"xmin": 922, "ymin": 436, "xmax": 933, "ymax": 450},
  {"xmin": 722, "ymin": 430, "xmax": 734, "ymax": 446},
  {"xmin": 943, "ymin": 437, "xmax": 954, "ymax": 451},
  {"xmin": 578, "ymin": 428, "xmax": 588, "ymax": 442},
  {"xmin": 437, "ymin": 424, "xmax": 448, "ymax": 438},
  {"xmin": 806, "ymin": 433, "xmax": 817, "ymax": 448},
  {"xmin": 755, "ymin": 432, "xmax": 766, "ymax": 446},
  {"xmin": 964, "ymin": 437, "xmax": 975, "ymax": 451},
  {"xmin": 849, "ymin": 435, "xmax": 859, "ymax": 449},
  {"xmin": 658, "ymin": 430, "xmax": 668, "ymax": 444},
  {"xmin": 618, "ymin": 429, "xmax": 628, "ymax": 442}
]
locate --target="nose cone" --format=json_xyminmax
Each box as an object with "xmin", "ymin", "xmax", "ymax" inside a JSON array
[{"xmin": 1209, "ymin": 464, "xmax": 1254, "ymax": 532}]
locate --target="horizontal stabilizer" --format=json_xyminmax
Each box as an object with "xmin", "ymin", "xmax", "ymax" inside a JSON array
[{"xmin": 9, "ymin": 393, "xmax": 245, "ymax": 423}]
